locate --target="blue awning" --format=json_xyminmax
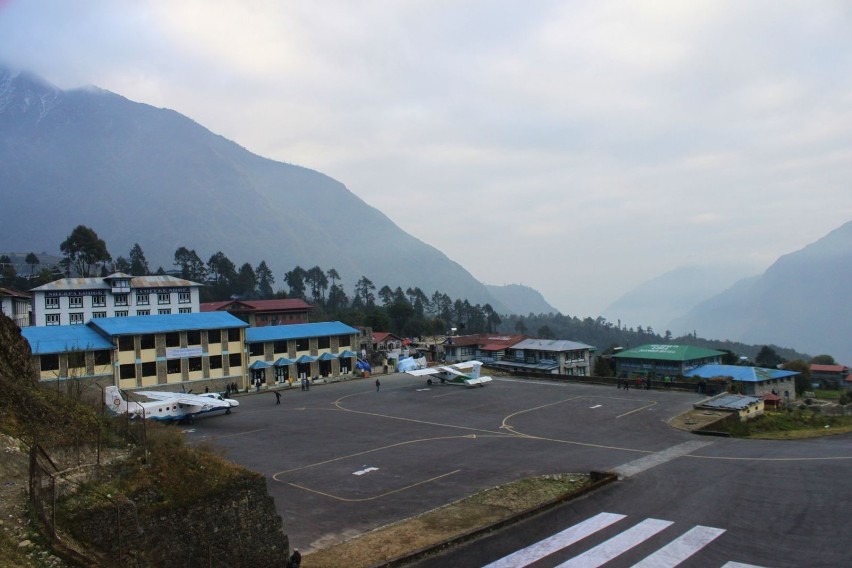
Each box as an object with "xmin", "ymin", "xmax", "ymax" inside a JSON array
[
  {"xmin": 295, "ymin": 355, "xmax": 316, "ymax": 364},
  {"xmin": 274, "ymin": 357, "xmax": 294, "ymax": 366},
  {"xmin": 318, "ymin": 352, "xmax": 337, "ymax": 361},
  {"xmin": 249, "ymin": 360, "xmax": 272, "ymax": 370},
  {"xmin": 339, "ymin": 350, "xmax": 357, "ymax": 358}
]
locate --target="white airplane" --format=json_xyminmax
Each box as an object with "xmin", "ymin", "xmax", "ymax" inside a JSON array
[
  {"xmin": 104, "ymin": 386, "xmax": 236, "ymax": 423},
  {"xmin": 405, "ymin": 360, "xmax": 493, "ymax": 387}
]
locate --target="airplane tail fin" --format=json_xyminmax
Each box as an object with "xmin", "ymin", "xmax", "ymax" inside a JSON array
[
  {"xmin": 104, "ymin": 386, "xmax": 128, "ymax": 414},
  {"xmin": 470, "ymin": 362, "xmax": 482, "ymax": 379}
]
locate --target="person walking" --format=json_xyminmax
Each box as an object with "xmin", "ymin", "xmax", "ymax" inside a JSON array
[
  {"xmin": 301, "ymin": 377, "xmax": 305, "ymax": 391},
  {"xmin": 376, "ymin": 378, "xmax": 381, "ymax": 392},
  {"xmin": 624, "ymin": 379, "xmax": 629, "ymax": 391},
  {"xmin": 275, "ymin": 391, "xmax": 281, "ymax": 405}
]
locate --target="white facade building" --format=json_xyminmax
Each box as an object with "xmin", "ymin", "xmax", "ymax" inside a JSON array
[
  {"xmin": 30, "ymin": 273, "xmax": 202, "ymax": 326},
  {"xmin": 0, "ymin": 287, "xmax": 31, "ymax": 327}
]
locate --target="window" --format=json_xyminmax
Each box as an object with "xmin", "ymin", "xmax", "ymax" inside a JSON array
[
  {"xmin": 208, "ymin": 330, "xmax": 221, "ymax": 344},
  {"xmin": 93, "ymin": 351, "xmax": 111, "ymax": 366},
  {"xmin": 136, "ymin": 292, "xmax": 149, "ymax": 305},
  {"xmin": 92, "ymin": 311, "xmax": 106, "ymax": 319},
  {"xmin": 68, "ymin": 352, "xmax": 85, "ymax": 369},
  {"xmin": 249, "ymin": 343, "xmax": 265, "ymax": 357},
  {"xmin": 136, "ymin": 309, "xmax": 150, "ymax": 316},
  {"xmin": 209, "ymin": 355, "xmax": 222, "ymax": 370},
  {"xmin": 188, "ymin": 357, "xmax": 202, "ymax": 372},
  {"xmin": 141, "ymin": 362, "xmax": 157, "ymax": 377},
  {"xmin": 91, "ymin": 294, "xmax": 106, "ymax": 307},
  {"xmin": 45, "ymin": 297, "xmax": 59, "ymax": 309},
  {"xmin": 114, "ymin": 294, "xmax": 129, "ymax": 306},
  {"xmin": 140, "ymin": 335, "xmax": 155, "ymax": 350},
  {"xmin": 158, "ymin": 309, "xmax": 171, "ymax": 315},
  {"xmin": 70, "ymin": 313, "xmax": 84, "ymax": 325},
  {"xmin": 273, "ymin": 340, "xmax": 287, "ymax": 354},
  {"xmin": 178, "ymin": 291, "xmax": 191, "ymax": 304},
  {"xmin": 165, "ymin": 333, "xmax": 180, "ymax": 347},
  {"xmin": 318, "ymin": 336, "xmax": 330, "ymax": 349},
  {"xmin": 114, "ymin": 310, "xmax": 129, "ymax": 317},
  {"xmin": 119, "ymin": 364, "xmax": 136, "ymax": 380},
  {"xmin": 158, "ymin": 292, "xmax": 170, "ymax": 305},
  {"xmin": 68, "ymin": 296, "xmax": 83, "ymax": 309},
  {"xmin": 167, "ymin": 359, "xmax": 181, "ymax": 374},
  {"xmin": 338, "ymin": 334, "xmax": 351, "ymax": 347},
  {"xmin": 228, "ymin": 353, "xmax": 242, "ymax": 368},
  {"xmin": 186, "ymin": 331, "xmax": 201, "ymax": 345},
  {"xmin": 179, "ymin": 307, "xmax": 192, "ymax": 314},
  {"xmin": 40, "ymin": 354, "xmax": 60, "ymax": 372},
  {"xmin": 296, "ymin": 338, "xmax": 309, "ymax": 351},
  {"xmin": 227, "ymin": 328, "xmax": 240, "ymax": 342},
  {"xmin": 119, "ymin": 336, "xmax": 135, "ymax": 352},
  {"xmin": 45, "ymin": 314, "xmax": 60, "ymax": 326}
]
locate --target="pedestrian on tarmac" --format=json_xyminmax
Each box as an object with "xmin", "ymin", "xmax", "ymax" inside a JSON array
[
  {"xmin": 275, "ymin": 391, "xmax": 281, "ymax": 405},
  {"xmin": 376, "ymin": 378, "xmax": 381, "ymax": 392}
]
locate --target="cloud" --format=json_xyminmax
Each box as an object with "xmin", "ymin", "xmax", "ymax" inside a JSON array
[{"xmin": 2, "ymin": 0, "xmax": 851, "ymax": 317}]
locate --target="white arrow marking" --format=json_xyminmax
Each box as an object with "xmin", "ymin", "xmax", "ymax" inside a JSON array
[{"xmin": 353, "ymin": 467, "xmax": 379, "ymax": 476}]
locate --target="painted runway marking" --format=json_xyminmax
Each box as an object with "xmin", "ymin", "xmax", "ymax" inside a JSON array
[
  {"xmin": 556, "ymin": 518, "xmax": 674, "ymax": 567},
  {"xmin": 615, "ymin": 440, "xmax": 714, "ymax": 478},
  {"xmin": 482, "ymin": 512, "xmax": 626, "ymax": 568},
  {"xmin": 631, "ymin": 525, "xmax": 726, "ymax": 567},
  {"xmin": 590, "ymin": 404, "xmax": 602, "ymax": 409},
  {"xmin": 352, "ymin": 467, "xmax": 379, "ymax": 476},
  {"xmin": 721, "ymin": 562, "xmax": 768, "ymax": 568}
]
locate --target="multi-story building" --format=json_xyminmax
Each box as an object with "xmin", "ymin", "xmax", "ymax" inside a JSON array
[
  {"xmin": 22, "ymin": 312, "xmax": 248, "ymax": 393},
  {"xmin": 492, "ymin": 338, "xmax": 596, "ymax": 375},
  {"xmin": 30, "ymin": 273, "xmax": 202, "ymax": 326},
  {"xmin": 201, "ymin": 298, "xmax": 313, "ymax": 327},
  {"xmin": 0, "ymin": 286, "xmax": 31, "ymax": 327},
  {"xmin": 442, "ymin": 333, "xmax": 527, "ymax": 363},
  {"xmin": 245, "ymin": 321, "xmax": 359, "ymax": 386},
  {"xmin": 686, "ymin": 364, "xmax": 798, "ymax": 401},
  {"xmin": 612, "ymin": 344, "xmax": 724, "ymax": 378}
]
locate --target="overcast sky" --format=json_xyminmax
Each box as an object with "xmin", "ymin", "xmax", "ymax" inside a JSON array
[{"xmin": 2, "ymin": 0, "xmax": 851, "ymax": 317}]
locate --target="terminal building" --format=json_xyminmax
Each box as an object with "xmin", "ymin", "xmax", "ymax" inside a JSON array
[{"xmin": 612, "ymin": 344, "xmax": 725, "ymax": 378}]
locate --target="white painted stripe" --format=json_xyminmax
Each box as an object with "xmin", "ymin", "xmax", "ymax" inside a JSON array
[
  {"xmin": 631, "ymin": 525, "xmax": 725, "ymax": 567},
  {"xmin": 482, "ymin": 512, "xmax": 626, "ymax": 568},
  {"xmin": 590, "ymin": 404, "xmax": 602, "ymax": 409},
  {"xmin": 352, "ymin": 467, "xmax": 378, "ymax": 475},
  {"xmin": 615, "ymin": 440, "xmax": 714, "ymax": 478},
  {"xmin": 721, "ymin": 562, "xmax": 768, "ymax": 568},
  {"xmin": 556, "ymin": 518, "xmax": 674, "ymax": 568}
]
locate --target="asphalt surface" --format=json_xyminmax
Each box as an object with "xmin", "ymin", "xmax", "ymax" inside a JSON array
[{"xmin": 183, "ymin": 374, "xmax": 851, "ymax": 567}]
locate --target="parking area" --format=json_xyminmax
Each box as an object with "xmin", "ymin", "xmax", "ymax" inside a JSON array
[{"xmin": 185, "ymin": 374, "xmax": 704, "ymax": 552}]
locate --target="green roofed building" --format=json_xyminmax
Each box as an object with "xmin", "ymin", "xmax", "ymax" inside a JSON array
[{"xmin": 612, "ymin": 344, "xmax": 724, "ymax": 378}]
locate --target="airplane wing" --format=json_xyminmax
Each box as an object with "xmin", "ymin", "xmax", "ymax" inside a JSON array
[
  {"xmin": 405, "ymin": 367, "xmax": 445, "ymax": 377},
  {"xmin": 136, "ymin": 391, "xmax": 231, "ymax": 408}
]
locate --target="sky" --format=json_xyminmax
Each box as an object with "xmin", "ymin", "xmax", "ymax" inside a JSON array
[{"xmin": 2, "ymin": 0, "xmax": 851, "ymax": 317}]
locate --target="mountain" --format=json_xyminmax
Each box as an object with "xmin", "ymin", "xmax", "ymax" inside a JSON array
[
  {"xmin": 602, "ymin": 264, "xmax": 758, "ymax": 333},
  {"xmin": 671, "ymin": 221, "xmax": 852, "ymax": 363},
  {"xmin": 484, "ymin": 283, "xmax": 560, "ymax": 316},
  {"xmin": 0, "ymin": 66, "xmax": 526, "ymax": 313}
]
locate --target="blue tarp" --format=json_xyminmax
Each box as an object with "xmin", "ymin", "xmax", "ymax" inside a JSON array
[
  {"xmin": 355, "ymin": 359, "xmax": 371, "ymax": 371},
  {"xmin": 397, "ymin": 357, "xmax": 424, "ymax": 372}
]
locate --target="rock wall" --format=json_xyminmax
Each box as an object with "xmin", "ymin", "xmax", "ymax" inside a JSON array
[{"xmin": 65, "ymin": 472, "xmax": 289, "ymax": 567}]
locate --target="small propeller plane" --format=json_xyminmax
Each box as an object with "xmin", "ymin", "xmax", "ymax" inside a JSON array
[
  {"xmin": 405, "ymin": 360, "xmax": 493, "ymax": 387},
  {"xmin": 104, "ymin": 386, "xmax": 237, "ymax": 423}
]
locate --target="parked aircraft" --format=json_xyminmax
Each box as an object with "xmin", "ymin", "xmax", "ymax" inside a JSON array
[
  {"xmin": 104, "ymin": 386, "xmax": 235, "ymax": 423},
  {"xmin": 405, "ymin": 360, "xmax": 493, "ymax": 387}
]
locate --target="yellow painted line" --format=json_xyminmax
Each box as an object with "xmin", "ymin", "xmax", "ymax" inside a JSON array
[
  {"xmin": 287, "ymin": 469, "xmax": 462, "ymax": 502},
  {"xmin": 272, "ymin": 434, "xmax": 484, "ymax": 479}
]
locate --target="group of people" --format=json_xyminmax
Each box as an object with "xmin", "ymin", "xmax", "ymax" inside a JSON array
[
  {"xmin": 617, "ymin": 377, "xmax": 653, "ymax": 390},
  {"xmin": 223, "ymin": 382, "xmax": 239, "ymax": 397}
]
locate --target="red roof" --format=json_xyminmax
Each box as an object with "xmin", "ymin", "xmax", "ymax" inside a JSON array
[
  {"xmin": 201, "ymin": 299, "xmax": 313, "ymax": 312},
  {"xmin": 762, "ymin": 392, "xmax": 782, "ymax": 402},
  {"xmin": 372, "ymin": 332, "xmax": 404, "ymax": 344},
  {"xmin": 446, "ymin": 334, "xmax": 526, "ymax": 349},
  {"xmin": 810, "ymin": 364, "xmax": 849, "ymax": 374}
]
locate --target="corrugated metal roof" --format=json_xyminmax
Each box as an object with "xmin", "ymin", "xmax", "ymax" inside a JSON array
[
  {"xmin": 511, "ymin": 338, "xmax": 596, "ymax": 352},
  {"xmin": 22, "ymin": 325, "xmax": 113, "ymax": 355},
  {"xmin": 445, "ymin": 334, "xmax": 526, "ymax": 348},
  {"xmin": 246, "ymin": 321, "xmax": 358, "ymax": 343},
  {"xmin": 612, "ymin": 344, "xmax": 724, "ymax": 361},
  {"xmin": 490, "ymin": 360, "xmax": 560, "ymax": 371},
  {"xmin": 0, "ymin": 287, "xmax": 30, "ymax": 298},
  {"xmin": 698, "ymin": 394, "xmax": 762, "ymax": 410},
  {"xmin": 686, "ymin": 364, "xmax": 798, "ymax": 382},
  {"xmin": 31, "ymin": 275, "xmax": 201, "ymax": 291},
  {"xmin": 201, "ymin": 299, "xmax": 313, "ymax": 312},
  {"xmin": 89, "ymin": 312, "xmax": 247, "ymax": 336}
]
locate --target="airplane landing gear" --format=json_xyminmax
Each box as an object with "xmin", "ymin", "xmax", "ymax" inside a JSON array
[{"xmin": 427, "ymin": 378, "xmax": 433, "ymax": 385}]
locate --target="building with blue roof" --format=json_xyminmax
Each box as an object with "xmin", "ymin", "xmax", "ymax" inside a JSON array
[
  {"xmin": 686, "ymin": 364, "xmax": 798, "ymax": 401},
  {"xmin": 22, "ymin": 312, "xmax": 249, "ymax": 393},
  {"xmin": 245, "ymin": 321, "xmax": 359, "ymax": 385}
]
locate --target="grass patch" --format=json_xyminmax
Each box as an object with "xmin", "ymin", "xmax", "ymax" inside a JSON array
[
  {"xmin": 814, "ymin": 389, "xmax": 842, "ymax": 400},
  {"xmin": 724, "ymin": 410, "xmax": 852, "ymax": 439},
  {"xmin": 303, "ymin": 474, "xmax": 592, "ymax": 568}
]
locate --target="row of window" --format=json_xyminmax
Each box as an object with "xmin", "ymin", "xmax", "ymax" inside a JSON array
[
  {"xmin": 45, "ymin": 307, "xmax": 192, "ymax": 325},
  {"xmin": 118, "ymin": 328, "xmax": 242, "ymax": 351},
  {"xmin": 44, "ymin": 291, "xmax": 192, "ymax": 310},
  {"xmin": 118, "ymin": 354, "xmax": 242, "ymax": 380},
  {"xmin": 40, "ymin": 350, "xmax": 111, "ymax": 372},
  {"xmin": 247, "ymin": 334, "xmax": 351, "ymax": 356}
]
